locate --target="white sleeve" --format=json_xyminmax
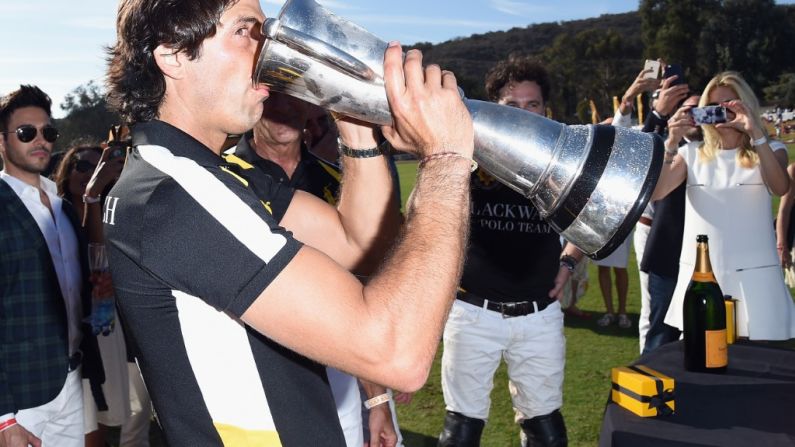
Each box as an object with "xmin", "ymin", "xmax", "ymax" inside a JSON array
[
  {"xmin": 612, "ymin": 108, "xmax": 633, "ymax": 128},
  {"xmin": 769, "ymin": 140, "xmax": 787, "ymax": 153}
]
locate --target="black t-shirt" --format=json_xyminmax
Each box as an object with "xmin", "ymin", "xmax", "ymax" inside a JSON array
[
  {"xmin": 461, "ymin": 169, "xmax": 561, "ymax": 303},
  {"xmin": 641, "ymin": 180, "xmax": 686, "ymax": 278},
  {"xmin": 104, "ymin": 120, "xmax": 345, "ymax": 446}
]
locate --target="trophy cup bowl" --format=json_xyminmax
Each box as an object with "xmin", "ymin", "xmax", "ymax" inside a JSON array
[{"xmin": 253, "ymin": 0, "xmax": 663, "ymax": 259}]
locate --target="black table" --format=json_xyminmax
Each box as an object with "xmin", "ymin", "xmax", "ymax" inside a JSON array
[{"xmin": 599, "ymin": 340, "xmax": 795, "ymax": 447}]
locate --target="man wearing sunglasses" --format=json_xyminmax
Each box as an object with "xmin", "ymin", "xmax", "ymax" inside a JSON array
[{"xmin": 0, "ymin": 85, "xmax": 107, "ymax": 447}]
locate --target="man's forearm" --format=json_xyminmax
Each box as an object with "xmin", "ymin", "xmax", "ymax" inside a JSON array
[
  {"xmin": 564, "ymin": 244, "xmax": 584, "ymax": 263},
  {"xmin": 361, "ymin": 158, "xmax": 471, "ymax": 389},
  {"xmin": 336, "ymin": 154, "xmax": 401, "ymax": 274}
]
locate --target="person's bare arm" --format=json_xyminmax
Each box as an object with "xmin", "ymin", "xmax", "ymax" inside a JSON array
[
  {"xmin": 651, "ymin": 106, "xmax": 689, "ymax": 201},
  {"xmin": 618, "ymin": 68, "xmax": 660, "ymax": 116},
  {"xmin": 776, "ymin": 163, "xmax": 795, "ymax": 267},
  {"xmin": 548, "ymin": 243, "xmax": 584, "ymax": 300},
  {"xmin": 242, "ymin": 43, "xmax": 473, "ymax": 391},
  {"xmin": 360, "ymin": 380, "xmax": 398, "ymax": 447},
  {"xmin": 83, "ymin": 146, "xmax": 125, "ymax": 242},
  {"xmin": 280, "ymin": 122, "xmax": 400, "ymax": 273},
  {"xmin": 719, "ymin": 100, "xmax": 789, "ymax": 196}
]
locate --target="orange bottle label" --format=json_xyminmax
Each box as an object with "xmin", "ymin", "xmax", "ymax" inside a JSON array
[{"xmin": 705, "ymin": 329, "xmax": 728, "ymax": 367}]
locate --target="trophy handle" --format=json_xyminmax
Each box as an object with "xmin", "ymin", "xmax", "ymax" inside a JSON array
[{"xmin": 263, "ymin": 18, "xmax": 378, "ymax": 82}]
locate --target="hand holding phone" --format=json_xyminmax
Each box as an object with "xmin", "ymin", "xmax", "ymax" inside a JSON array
[
  {"xmin": 691, "ymin": 106, "xmax": 728, "ymax": 125},
  {"xmin": 664, "ymin": 64, "xmax": 686, "ymax": 86}
]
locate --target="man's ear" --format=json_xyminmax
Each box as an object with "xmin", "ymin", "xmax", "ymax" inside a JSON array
[{"xmin": 154, "ymin": 44, "xmax": 185, "ymax": 80}]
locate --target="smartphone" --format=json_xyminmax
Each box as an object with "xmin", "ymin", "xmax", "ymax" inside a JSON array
[
  {"xmin": 643, "ymin": 60, "xmax": 661, "ymax": 79},
  {"xmin": 691, "ymin": 106, "xmax": 728, "ymax": 125},
  {"xmin": 664, "ymin": 64, "xmax": 686, "ymax": 86}
]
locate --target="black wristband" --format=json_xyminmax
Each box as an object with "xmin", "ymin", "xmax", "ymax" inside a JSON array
[
  {"xmin": 338, "ymin": 138, "xmax": 387, "ymax": 158},
  {"xmin": 559, "ymin": 254, "xmax": 578, "ymax": 272}
]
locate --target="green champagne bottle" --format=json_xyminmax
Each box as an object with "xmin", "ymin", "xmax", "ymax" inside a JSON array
[{"xmin": 683, "ymin": 235, "xmax": 727, "ymax": 373}]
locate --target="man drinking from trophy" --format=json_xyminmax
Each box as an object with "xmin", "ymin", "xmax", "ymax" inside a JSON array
[{"xmin": 104, "ymin": 0, "xmax": 475, "ymax": 445}]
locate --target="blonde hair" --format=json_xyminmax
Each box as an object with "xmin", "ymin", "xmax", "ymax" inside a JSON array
[{"xmin": 697, "ymin": 72, "xmax": 764, "ymax": 168}]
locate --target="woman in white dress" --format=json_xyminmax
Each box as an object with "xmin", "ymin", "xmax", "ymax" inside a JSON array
[{"xmin": 652, "ymin": 71, "xmax": 795, "ymax": 340}]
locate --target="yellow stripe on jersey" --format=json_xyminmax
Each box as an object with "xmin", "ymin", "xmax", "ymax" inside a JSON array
[
  {"xmin": 318, "ymin": 160, "xmax": 342, "ymax": 182},
  {"xmin": 220, "ymin": 167, "xmax": 249, "ymax": 187},
  {"xmin": 214, "ymin": 423, "xmax": 282, "ymax": 446},
  {"xmin": 261, "ymin": 201, "xmax": 273, "ymax": 215},
  {"xmin": 224, "ymin": 154, "xmax": 255, "ymax": 170},
  {"xmin": 221, "ymin": 156, "xmax": 274, "ymax": 215},
  {"xmin": 322, "ymin": 186, "xmax": 337, "ymax": 206}
]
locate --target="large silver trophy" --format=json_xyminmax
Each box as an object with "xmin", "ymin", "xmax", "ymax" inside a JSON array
[{"xmin": 253, "ymin": 0, "xmax": 663, "ymax": 259}]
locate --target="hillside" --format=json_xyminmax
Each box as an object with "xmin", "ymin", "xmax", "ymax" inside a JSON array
[{"xmin": 412, "ymin": 12, "xmax": 643, "ymax": 103}]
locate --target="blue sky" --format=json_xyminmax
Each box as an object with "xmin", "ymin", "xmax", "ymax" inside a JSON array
[{"xmin": 1, "ymin": 0, "xmax": 793, "ymax": 117}]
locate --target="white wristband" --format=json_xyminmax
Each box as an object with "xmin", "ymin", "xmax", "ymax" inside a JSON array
[
  {"xmin": 83, "ymin": 194, "xmax": 101, "ymax": 204},
  {"xmin": 751, "ymin": 136, "xmax": 768, "ymax": 147},
  {"xmin": 364, "ymin": 393, "xmax": 391, "ymax": 409}
]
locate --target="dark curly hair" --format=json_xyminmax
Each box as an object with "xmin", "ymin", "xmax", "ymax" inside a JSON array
[
  {"xmin": 106, "ymin": 0, "xmax": 237, "ymax": 124},
  {"xmin": 484, "ymin": 56, "xmax": 550, "ymax": 104},
  {"xmin": 0, "ymin": 85, "xmax": 52, "ymax": 133}
]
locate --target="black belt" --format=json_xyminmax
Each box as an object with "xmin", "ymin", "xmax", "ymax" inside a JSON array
[
  {"xmin": 457, "ymin": 291, "xmax": 555, "ymax": 318},
  {"xmin": 68, "ymin": 351, "xmax": 83, "ymax": 372}
]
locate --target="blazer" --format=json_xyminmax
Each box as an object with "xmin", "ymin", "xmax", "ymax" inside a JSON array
[{"xmin": 0, "ymin": 178, "xmax": 106, "ymax": 415}]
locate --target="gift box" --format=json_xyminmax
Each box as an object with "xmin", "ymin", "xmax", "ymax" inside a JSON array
[{"xmin": 611, "ymin": 364, "xmax": 675, "ymax": 417}]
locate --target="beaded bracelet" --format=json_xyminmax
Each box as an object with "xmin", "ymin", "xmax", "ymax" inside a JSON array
[{"xmin": 418, "ymin": 152, "xmax": 478, "ymax": 172}]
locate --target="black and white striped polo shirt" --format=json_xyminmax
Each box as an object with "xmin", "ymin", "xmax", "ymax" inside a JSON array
[{"xmin": 104, "ymin": 120, "xmax": 345, "ymax": 446}]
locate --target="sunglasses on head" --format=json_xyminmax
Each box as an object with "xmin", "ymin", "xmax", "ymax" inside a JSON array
[
  {"xmin": 74, "ymin": 159, "xmax": 97, "ymax": 173},
  {"xmin": 2, "ymin": 124, "xmax": 59, "ymax": 143}
]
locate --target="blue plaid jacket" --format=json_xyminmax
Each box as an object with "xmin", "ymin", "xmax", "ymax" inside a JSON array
[{"xmin": 0, "ymin": 178, "xmax": 106, "ymax": 415}]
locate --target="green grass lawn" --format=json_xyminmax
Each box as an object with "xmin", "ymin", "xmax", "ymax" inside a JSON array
[{"xmin": 393, "ymin": 140, "xmax": 795, "ymax": 446}]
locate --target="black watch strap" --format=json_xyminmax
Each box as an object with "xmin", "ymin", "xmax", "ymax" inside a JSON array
[
  {"xmin": 338, "ymin": 139, "xmax": 387, "ymax": 158},
  {"xmin": 559, "ymin": 254, "xmax": 578, "ymax": 272}
]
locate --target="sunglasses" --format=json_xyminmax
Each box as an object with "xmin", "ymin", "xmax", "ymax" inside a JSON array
[
  {"xmin": 2, "ymin": 124, "xmax": 59, "ymax": 143},
  {"xmin": 74, "ymin": 159, "xmax": 97, "ymax": 173}
]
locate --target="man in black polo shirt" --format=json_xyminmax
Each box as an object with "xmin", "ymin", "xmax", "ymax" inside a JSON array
[
  {"xmin": 224, "ymin": 91, "xmax": 401, "ymax": 447},
  {"xmin": 226, "ymin": 92, "xmax": 343, "ymax": 207},
  {"xmin": 438, "ymin": 57, "xmax": 581, "ymax": 447},
  {"xmin": 104, "ymin": 0, "xmax": 474, "ymax": 445}
]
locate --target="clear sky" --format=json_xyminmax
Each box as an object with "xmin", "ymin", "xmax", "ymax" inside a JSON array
[{"xmin": 1, "ymin": 0, "xmax": 793, "ymax": 117}]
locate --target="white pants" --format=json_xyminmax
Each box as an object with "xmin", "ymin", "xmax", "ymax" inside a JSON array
[
  {"xmin": 120, "ymin": 362, "xmax": 152, "ymax": 447},
  {"xmin": 84, "ymin": 325, "xmax": 132, "ymax": 432},
  {"xmin": 634, "ymin": 222, "xmax": 652, "ymax": 353},
  {"xmin": 15, "ymin": 369, "xmax": 83, "ymax": 447},
  {"xmin": 328, "ymin": 367, "xmax": 364, "ymax": 447},
  {"xmin": 441, "ymin": 299, "xmax": 565, "ymax": 421}
]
